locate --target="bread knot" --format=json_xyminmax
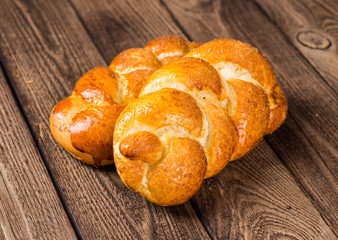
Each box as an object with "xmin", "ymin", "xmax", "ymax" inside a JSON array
[{"xmin": 114, "ymin": 39, "xmax": 287, "ymax": 205}]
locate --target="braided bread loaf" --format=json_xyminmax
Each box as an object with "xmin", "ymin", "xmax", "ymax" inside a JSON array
[
  {"xmin": 113, "ymin": 39, "xmax": 287, "ymax": 206},
  {"xmin": 50, "ymin": 36, "xmax": 201, "ymax": 166}
]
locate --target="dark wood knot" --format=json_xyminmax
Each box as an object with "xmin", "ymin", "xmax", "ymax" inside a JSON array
[{"xmin": 297, "ymin": 31, "xmax": 331, "ymax": 50}]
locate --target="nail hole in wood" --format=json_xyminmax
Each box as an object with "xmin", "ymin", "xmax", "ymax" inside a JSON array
[{"xmin": 297, "ymin": 31, "xmax": 331, "ymax": 50}]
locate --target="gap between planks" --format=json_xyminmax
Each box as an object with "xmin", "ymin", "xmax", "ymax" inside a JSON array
[
  {"xmin": 0, "ymin": 61, "xmax": 82, "ymax": 240},
  {"xmin": 0, "ymin": 63, "xmax": 78, "ymax": 239}
]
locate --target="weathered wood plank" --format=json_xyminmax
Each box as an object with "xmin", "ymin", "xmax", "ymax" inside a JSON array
[
  {"xmin": 255, "ymin": 0, "xmax": 338, "ymax": 91},
  {"xmin": 0, "ymin": 0, "xmax": 210, "ymax": 239},
  {"xmin": 68, "ymin": 0, "xmax": 337, "ymax": 238},
  {"xmin": 193, "ymin": 142, "xmax": 336, "ymax": 239},
  {"xmin": 0, "ymin": 68, "xmax": 77, "ymax": 239},
  {"xmin": 162, "ymin": 0, "xmax": 338, "ymax": 234},
  {"xmin": 69, "ymin": 0, "xmax": 187, "ymax": 61}
]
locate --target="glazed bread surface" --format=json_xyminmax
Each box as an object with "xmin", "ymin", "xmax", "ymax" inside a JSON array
[
  {"xmin": 50, "ymin": 36, "xmax": 201, "ymax": 166},
  {"xmin": 113, "ymin": 39, "xmax": 287, "ymax": 205}
]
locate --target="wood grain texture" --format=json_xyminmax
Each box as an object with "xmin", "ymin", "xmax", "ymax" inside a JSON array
[
  {"xmin": 255, "ymin": 0, "xmax": 338, "ymax": 91},
  {"xmin": 0, "ymin": 68, "xmax": 77, "ymax": 239},
  {"xmin": 0, "ymin": 0, "xmax": 209, "ymax": 239},
  {"xmin": 69, "ymin": 0, "xmax": 337, "ymax": 238},
  {"xmin": 162, "ymin": 0, "xmax": 338, "ymax": 234},
  {"xmin": 192, "ymin": 142, "xmax": 336, "ymax": 239},
  {"xmin": 69, "ymin": 0, "xmax": 187, "ymax": 62}
]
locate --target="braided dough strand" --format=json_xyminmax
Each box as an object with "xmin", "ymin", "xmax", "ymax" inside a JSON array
[
  {"xmin": 50, "ymin": 36, "xmax": 201, "ymax": 166},
  {"xmin": 114, "ymin": 39, "xmax": 287, "ymax": 205}
]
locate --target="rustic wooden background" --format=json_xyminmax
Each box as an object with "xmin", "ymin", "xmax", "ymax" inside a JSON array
[{"xmin": 0, "ymin": 0, "xmax": 337, "ymax": 239}]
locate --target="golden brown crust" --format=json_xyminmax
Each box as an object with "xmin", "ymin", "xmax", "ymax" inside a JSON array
[
  {"xmin": 50, "ymin": 96, "xmax": 89, "ymax": 161},
  {"xmin": 227, "ymin": 79, "xmax": 269, "ymax": 160},
  {"xmin": 115, "ymin": 158, "xmax": 146, "ymax": 192},
  {"xmin": 139, "ymin": 57, "xmax": 236, "ymax": 178},
  {"xmin": 145, "ymin": 36, "xmax": 189, "ymax": 56},
  {"xmin": 185, "ymin": 39, "xmax": 287, "ymax": 133},
  {"xmin": 142, "ymin": 57, "xmax": 224, "ymax": 98},
  {"xmin": 265, "ymin": 85, "xmax": 288, "ymax": 134},
  {"xmin": 188, "ymin": 41, "xmax": 203, "ymax": 51},
  {"xmin": 114, "ymin": 69, "xmax": 156, "ymax": 103},
  {"xmin": 50, "ymin": 36, "xmax": 200, "ymax": 167},
  {"xmin": 70, "ymin": 105, "xmax": 126, "ymax": 166},
  {"xmin": 185, "ymin": 39, "xmax": 275, "ymax": 90},
  {"xmin": 146, "ymin": 138, "xmax": 206, "ymax": 206},
  {"xmin": 109, "ymin": 48, "xmax": 161, "ymax": 103},
  {"xmin": 144, "ymin": 36, "xmax": 194, "ymax": 65},
  {"xmin": 113, "ymin": 89, "xmax": 208, "ymax": 205},
  {"xmin": 202, "ymin": 104, "xmax": 238, "ymax": 178},
  {"xmin": 114, "ymin": 39, "xmax": 287, "ymax": 205},
  {"xmin": 119, "ymin": 131, "xmax": 162, "ymax": 163},
  {"xmin": 110, "ymin": 48, "xmax": 161, "ymax": 71},
  {"xmin": 50, "ymin": 67, "xmax": 125, "ymax": 166},
  {"xmin": 119, "ymin": 89, "xmax": 203, "ymax": 136},
  {"xmin": 73, "ymin": 67, "xmax": 119, "ymax": 106}
]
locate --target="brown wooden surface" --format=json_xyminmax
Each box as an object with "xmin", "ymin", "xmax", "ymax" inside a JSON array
[
  {"xmin": 192, "ymin": 142, "xmax": 335, "ymax": 239},
  {"xmin": 0, "ymin": 0, "xmax": 337, "ymax": 239},
  {"xmin": 162, "ymin": 0, "xmax": 338, "ymax": 234},
  {"xmin": 255, "ymin": 0, "xmax": 338, "ymax": 91},
  {"xmin": 0, "ymin": 68, "xmax": 77, "ymax": 239},
  {"xmin": 69, "ymin": 0, "xmax": 337, "ymax": 238}
]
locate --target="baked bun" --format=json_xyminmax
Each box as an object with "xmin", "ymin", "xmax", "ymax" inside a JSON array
[{"xmin": 113, "ymin": 39, "xmax": 287, "ymax": 205}]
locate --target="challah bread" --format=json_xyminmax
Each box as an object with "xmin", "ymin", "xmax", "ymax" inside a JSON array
[
  {"xmin": 113, "ymin": 39, "xmax": 287, "ymax": 205},
  {"xmin": 50, "ymin": 36, "xmax": 201, "ymax": 166}
]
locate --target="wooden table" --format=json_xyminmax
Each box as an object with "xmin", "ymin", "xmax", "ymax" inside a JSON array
[{"xmin": 1, "ymin": 0, "xmax": 337, "ymax": 239}]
